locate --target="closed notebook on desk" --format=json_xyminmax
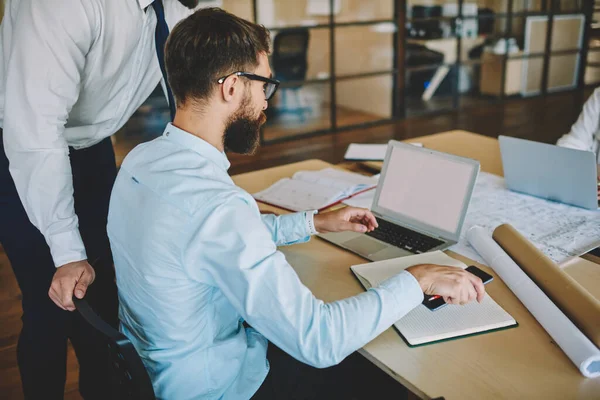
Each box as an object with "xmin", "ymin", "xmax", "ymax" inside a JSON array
[{"xmin": 350, "ymin": 251, "xmax": 517, "ymax": 347}]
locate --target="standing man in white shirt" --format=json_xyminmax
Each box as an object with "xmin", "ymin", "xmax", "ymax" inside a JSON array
[
  {"xmin": 557, "ymin": 87, "xmax": 600, "ymax": 199},
  {"xmin": 0, "ymin": 0, "xmax": 199, "ymax": 398}
]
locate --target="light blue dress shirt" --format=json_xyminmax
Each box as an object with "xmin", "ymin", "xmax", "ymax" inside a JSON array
[{"xmin": 107, "ymin": 123, "xmax": 424, "ymax": 400}]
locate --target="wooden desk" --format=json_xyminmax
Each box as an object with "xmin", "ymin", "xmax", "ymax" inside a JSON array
[
  {"xmin": 232, "ymin": 130, "xmax": 600, "ymax": 399},
  {"xmin": 360, "ymin": 131, "xmax": 503, "ymax": 176}
]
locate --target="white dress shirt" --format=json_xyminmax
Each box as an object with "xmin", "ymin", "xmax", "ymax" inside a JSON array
[
  {"xmin": 107, "ymin": 123, "xmax": 424, "ymax": 399},
  {"xmin": 557, "ymin": 87, "xmax": 600, "ymax": 164},
  {"xmin": 0, "ymin": 0, "xmax": 193, "ymax": 267}
]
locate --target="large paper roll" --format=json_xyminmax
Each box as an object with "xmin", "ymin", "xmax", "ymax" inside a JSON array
[
  {"xmin": 467, "ymin": 226, "xmax": 600, "ymax": 378},
  {"xmin": 492, "ymin": 223, "xmax": 600, "ymax": 348}
]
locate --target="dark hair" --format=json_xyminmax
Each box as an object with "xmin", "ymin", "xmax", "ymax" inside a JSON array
[{"xmin": 165, "ymin": 8, "xmax": 271, "ymax": 107}]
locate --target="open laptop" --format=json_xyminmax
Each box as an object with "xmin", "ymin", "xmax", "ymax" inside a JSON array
[
  {"xmin": 499, "ymin": 136, "xmax": 599, "ymax": 210},
  {"xmin": 319, "ymin": 140, "xmax": 480, "ymax": 261}
]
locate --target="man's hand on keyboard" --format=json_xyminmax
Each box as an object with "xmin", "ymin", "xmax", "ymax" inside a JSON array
[
  {"xmin": 406, "ymin": 264, "xmax": 486, "ymax": 305},
  {"xmin": 314, "ymin": 207, "xmax": 378, "ymax": 234}
]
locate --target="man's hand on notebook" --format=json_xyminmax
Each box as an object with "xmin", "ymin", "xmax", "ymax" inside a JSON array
[
  {"xmin": 314, "ymin": 207, "xmax": 378, "ymax": 234},
  {"xmin": 406, "ymin": 264, "xmax": 486, "ymax": 306}
]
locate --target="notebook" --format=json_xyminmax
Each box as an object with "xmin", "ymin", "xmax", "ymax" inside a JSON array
[
  {"xmin": 344, "ymin": 142, "xmax": 423, "ymax": 161},
  {"xmin": 350, "ymin": 251, "xmax": 517, "ymax": 346},
  {"xmin": 253, "ymin": 168, "xmax": 378, "ymax": 211}
]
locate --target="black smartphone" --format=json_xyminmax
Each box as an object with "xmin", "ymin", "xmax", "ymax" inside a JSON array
[
  {"xmin": 466, "ymin": 265, "xmax": 494, "ymax": 283},
  {"xmin": 422, "ymin": 265, "xmax": 494, "ymax": 311}
]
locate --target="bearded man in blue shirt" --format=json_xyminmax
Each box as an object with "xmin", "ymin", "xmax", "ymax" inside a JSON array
[{"xmin": 107, "ymin": 8, "xmax": 485, "ymax": 400}]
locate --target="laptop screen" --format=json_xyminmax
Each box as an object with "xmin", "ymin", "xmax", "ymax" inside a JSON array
[{"xmin": 374, "ymin": 144, "xmax": 478, "ymax": 238}]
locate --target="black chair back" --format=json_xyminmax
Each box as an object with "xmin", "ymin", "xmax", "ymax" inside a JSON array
[
  {"xmin": 73, "ymin": 297, "xmax": 156, "ymax": 400},
  {"xmin": 272, "ymin": 29, "xmax": 310, "ymax": 84}
]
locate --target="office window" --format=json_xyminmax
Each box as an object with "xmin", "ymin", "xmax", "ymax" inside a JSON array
[
  {"xmin": 585, "ymin": 49, "xmax": 600, "ymax": 85},
  {"xmin": 267, "ymin": 27, "xmax": 331, "ymax": 81},
  {"xmin": 263, "ymin": 25, "xmax": 332, "ymax": 142},
  {"xmin": 335, "ymin": 24, "xmax": 394, "ymax": 76},
  {"xmin": 556, "ymin": 0, "xmax": 583, "ymax": 14},
  {"xmin": 473, "ymin": 0, "xmax": 507, "ymax": 15},
  {"xmin": 512, "ymin": 0, "xmax": 548, "ymax": 13},
  {"xmin": 256, "ymin": 0, "xmax": 329, "ymax": 28},
  {"xmin": 219, "ymin": 0, "xmax": 254, "ymax": 21},
  {"xmin": 336, "ymin": 74, "xmax": 394, "ymax": 127},
  {"xmin": 520, "ymin": 56, "xmax": 545, "ymax": 95},
  {"xmin": 263, "ymin": 81, "xmax": 332, "ymax": 142},
  {"xmin": 548, "ymin": 53, "xmax": 581, "ymax": 91},
  {"xmin": 115, "ymin": 0, "xmax": 598, "ymax": 144},
  {"xmin": 336, "ymin": 0, "xmax": 393, "ymax": 23},
  {"xmin": 548, "ymin": 14, "xmax": 584, "ymax": 91},
  {"xmin": 257, "ymin": 0, "xmax": 400, "ymax": 143}
]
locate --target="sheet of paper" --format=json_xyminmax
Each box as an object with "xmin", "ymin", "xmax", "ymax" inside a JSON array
[
  {"xmin": 293, "ymin": 168, "xmax": 378, "ymax": 192},
  {"xmin": 344, "ymin": 143, "xmax": 423, "ymax": 161},
  {"xmin": 342, "ymin": 190, "xmax": 375, "ymax": 209},
  {"xmin": 449, "ymin": 172, "xmax": 600, "ymax": 265},
  {"xmin": 467, "ymin": 226, "xmax": 600, "ymax": 378}
]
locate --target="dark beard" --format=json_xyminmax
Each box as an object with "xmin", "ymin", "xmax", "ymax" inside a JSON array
[
  {"xmin": 177, "ymin": 0, "xmax": 200, "ymax": 9},
  {"xmin": 223, "ymin": 98, "xmax": 266, "ymax": 155}
]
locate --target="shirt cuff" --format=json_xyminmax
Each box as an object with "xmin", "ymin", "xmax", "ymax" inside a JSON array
[
  {"xmin": 304, "ymin": 210, "xmax": 319, "ymax": 236},
  {"xmin": 377, "ymin": 270, "xmax": 424, "ymax": 320},
  {"xmin": 47, "ymin": 229, "xmax": 87, "ymax": 267}
]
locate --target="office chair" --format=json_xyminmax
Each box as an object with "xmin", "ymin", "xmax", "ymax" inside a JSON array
[
  {"xmin": 73, "ymin": 297, "xmax": 156, "ymax": 400},
  {"xmin": 271, "ymin": 29, "xmax": 311, "ymax": 122},
  {"xmin": 405, "ymin": 43, "xmax": 445, "ymax": 97}
]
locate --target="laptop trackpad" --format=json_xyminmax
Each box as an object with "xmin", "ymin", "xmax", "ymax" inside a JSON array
[{"xmin": 343, "ymin": 237, "xmax": 387, "ymax": 257}]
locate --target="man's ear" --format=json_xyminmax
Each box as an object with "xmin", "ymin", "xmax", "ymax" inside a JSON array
[{"xmin": 221, "ymin": 75, "xmax": 241, "ymax": 103}]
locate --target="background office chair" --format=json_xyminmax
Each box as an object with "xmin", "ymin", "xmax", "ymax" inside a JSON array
[
  {"xmin": 405, "ymin": 43, "xmax": 445, "ymax": 97},
  {"xmin": 73, "ymin": 297, "xmax": 156, "ymax": 400},
  {"xmin": 271, "ymin": 29, "xmax": 311, "ymax": 122}
]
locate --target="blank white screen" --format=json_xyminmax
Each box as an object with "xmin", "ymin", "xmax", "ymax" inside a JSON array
[{"xmin": 376, "ymin": 146, "xmax": 475, "ymax": 234}]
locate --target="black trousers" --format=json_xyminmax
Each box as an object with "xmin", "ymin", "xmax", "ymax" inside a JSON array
[
  {"xmin": 0, "ymin": 131, "xmax": 119, "ymax": 400},
  {"xmin": 253, "ymin": 343, "xmax": 408, "ymax": 400}
]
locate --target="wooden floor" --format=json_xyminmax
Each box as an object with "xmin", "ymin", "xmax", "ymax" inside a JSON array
[{"xmin": 0, "ymin": 87, "xmax": 594, "ymax": 399}]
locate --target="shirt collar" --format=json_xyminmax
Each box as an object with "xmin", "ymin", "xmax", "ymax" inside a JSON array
[
  {"xmin": 138, "ymin": 0, "xmax": 154, "ymax": 10},
  {"xmin": 162, "ymin": 123, "xmax": 231, "ymax": 171}
]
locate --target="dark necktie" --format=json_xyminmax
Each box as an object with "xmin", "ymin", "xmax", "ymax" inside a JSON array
[{"xmin": 151, "ymin": 0, "xmax": 176, "ymax": 121}]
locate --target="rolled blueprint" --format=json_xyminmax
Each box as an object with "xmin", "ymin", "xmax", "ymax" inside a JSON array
[
  {"xmin": 467, "ymin": 226, "xmax": 600, "ymax": 378},
  {"xmin": 493, "ymin": 223, "xmax": 600, "ymax": 348}
]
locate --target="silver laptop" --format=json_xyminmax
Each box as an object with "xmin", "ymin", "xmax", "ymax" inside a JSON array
[
  {"xmin": 499, "ymin": 136, "xmax": 599, "ymax": 210},
  {"xmin": 319, "ymin": 140, "xmax": 480, "ymax": 261}
]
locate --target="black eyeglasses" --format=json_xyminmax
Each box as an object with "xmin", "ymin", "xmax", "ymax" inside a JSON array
[{"xmin": 217, "ymin": 72, "xmax": 280, "ymax": 100}]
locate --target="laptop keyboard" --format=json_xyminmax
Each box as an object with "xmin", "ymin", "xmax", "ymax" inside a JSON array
[{"xmin": 365, "ymin": 218, "xmax": 444, "ymax": 254}]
